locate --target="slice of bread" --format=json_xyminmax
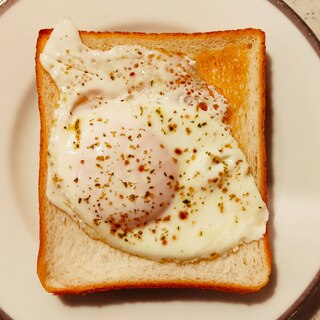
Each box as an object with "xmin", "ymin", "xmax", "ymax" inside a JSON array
[{"xmin": 36, "ymin": 27, "xmax": 271, "ymax": 294}]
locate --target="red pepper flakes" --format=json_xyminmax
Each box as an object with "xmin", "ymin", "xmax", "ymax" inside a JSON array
[
  {"xmin": 179, "ymin": 211, "xmax": 188, "ymax": 220},
  {"xmin": 198, "ymin": 102, "xmax": 208, "ymax": 111},
  {"xmin": 174, "ymin": 148, "xmax": 182, "ymax": 155}
]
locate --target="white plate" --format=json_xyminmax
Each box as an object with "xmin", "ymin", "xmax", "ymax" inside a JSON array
[{"xmin": 0, "ymin": 0, "xmax": 319, "ymax": 319}]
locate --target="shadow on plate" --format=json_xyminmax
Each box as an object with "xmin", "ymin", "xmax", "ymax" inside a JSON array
[{"xmin": 9, "ymin": 81, "xmax": 39, "ymax": 239}]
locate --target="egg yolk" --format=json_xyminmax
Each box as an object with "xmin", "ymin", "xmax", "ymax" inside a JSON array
[{"xmin": 69, "ymin": 108, "xmax": 178, "ymax": 232}]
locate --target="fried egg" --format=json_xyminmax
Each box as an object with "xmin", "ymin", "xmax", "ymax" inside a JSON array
[{"xmin": 41, "ymin": 18, "xmax": 269, "ymax": 262}]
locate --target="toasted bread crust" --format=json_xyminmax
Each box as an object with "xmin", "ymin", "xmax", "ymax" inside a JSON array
[
  {"xmin": 36, "ymin": 32, "xmax": 50, "ymax": 286},
  {"xmin": 36, "ymin": 28, "xmax": 271, "ymax": 294}
]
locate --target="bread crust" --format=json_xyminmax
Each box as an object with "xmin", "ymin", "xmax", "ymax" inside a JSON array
[{"xmin": 36, "ymin": 28, "xmax": 271, "ymax": 294}]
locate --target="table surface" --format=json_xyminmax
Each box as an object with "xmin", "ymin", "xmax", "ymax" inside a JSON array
[{"xmin": 286, "ymin": 0, "xmax": 320, "ymax": 38}]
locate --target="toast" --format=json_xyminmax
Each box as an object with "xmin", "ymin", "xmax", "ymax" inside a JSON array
[{"xmin": 36, "ymin": 22, "xmax": 271, "ymax": 294}]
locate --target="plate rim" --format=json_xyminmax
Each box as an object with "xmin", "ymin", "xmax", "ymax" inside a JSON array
[{"xmin": 266, "ymin": 1, "xmax": 320, "ymax": 318}]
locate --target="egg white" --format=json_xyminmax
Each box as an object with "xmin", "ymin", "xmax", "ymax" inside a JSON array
[{"xmin": 41, "ymin": 18, "xmax": 269, "ymax": 262}]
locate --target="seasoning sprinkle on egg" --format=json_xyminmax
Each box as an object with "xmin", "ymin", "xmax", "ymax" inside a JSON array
[{"xmin": 42, "ymin": 18, "xmax": 269, "ymax": 263}]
